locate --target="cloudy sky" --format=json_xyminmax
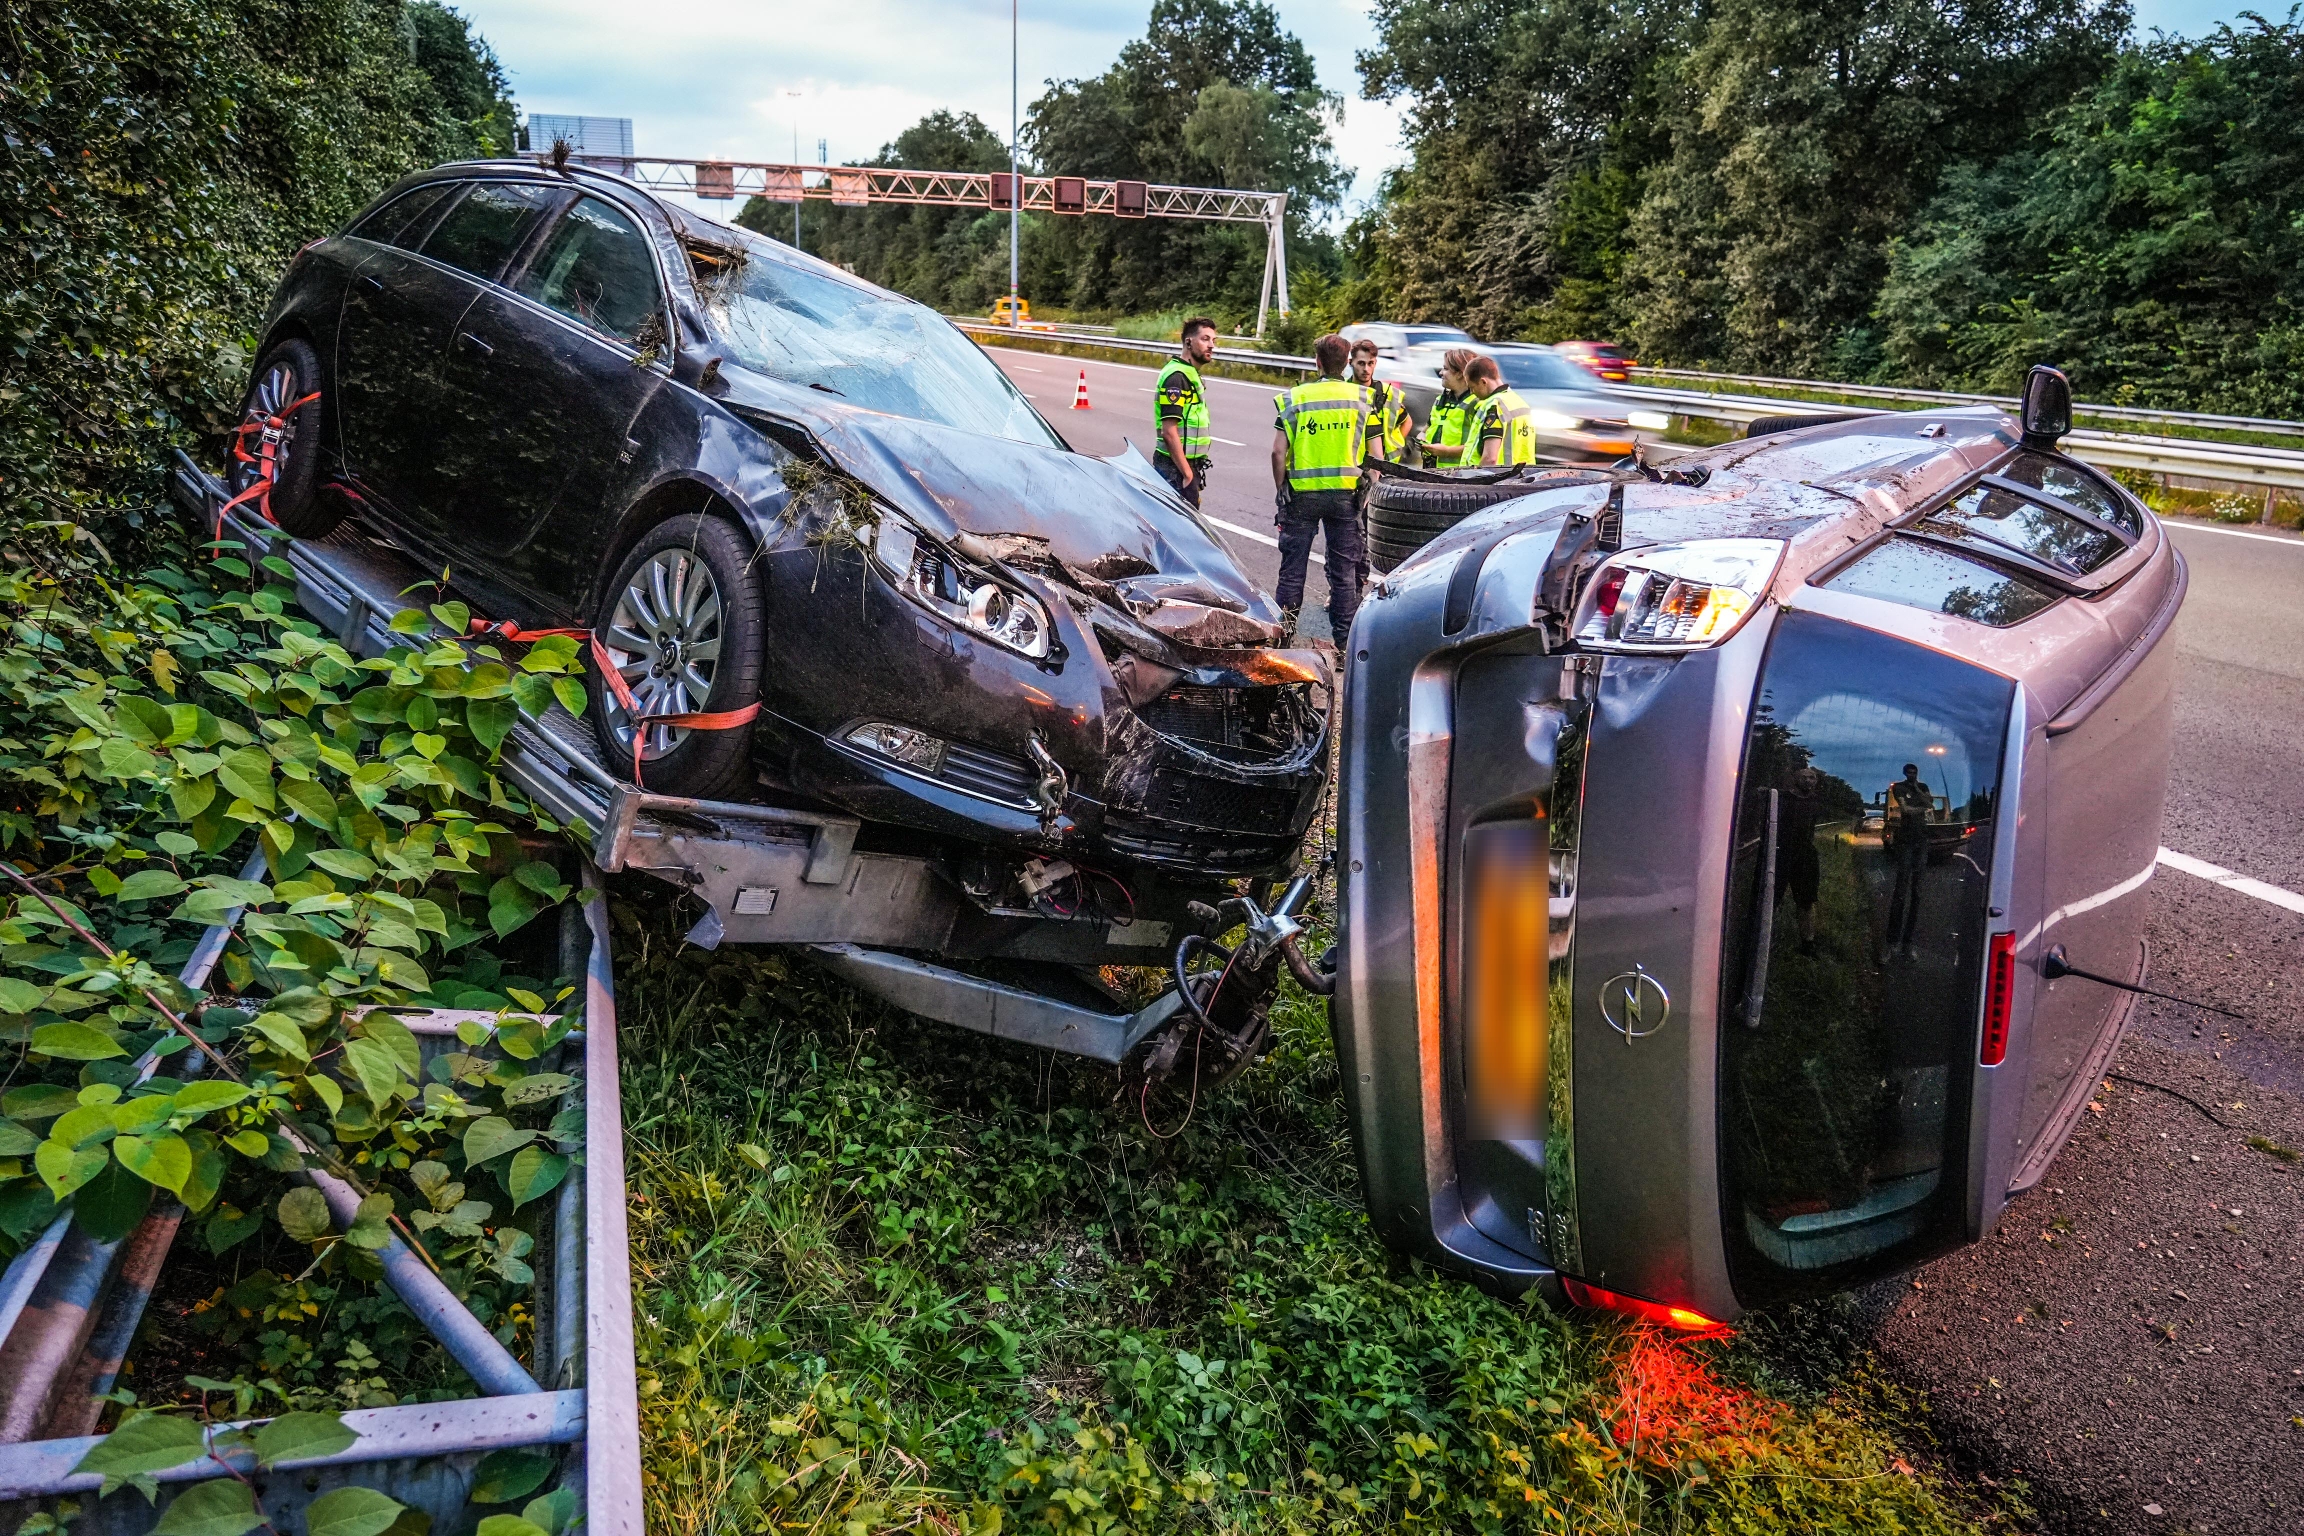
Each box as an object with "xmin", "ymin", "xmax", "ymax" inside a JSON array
[{"xmin": 455, "ymin": 0, "xmax": 2264, "ymax": 223}]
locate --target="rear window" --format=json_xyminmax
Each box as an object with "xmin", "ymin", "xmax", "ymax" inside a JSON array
[
  {"xmin": 1916, "ymin": 482, "xmax": 2123, "ymax": 576},
  {"xmin": 1719, "ymin": 611, "xmax": 2013, "ymax": 1306},
  {"xmin": 695, "ymin": 241, "xmax": 1062, "ymax": 448},
  {"xmin": 1496, "ymin": 351, "xmax": 1600, "ymax": 393},
  {"xmin": 350, "ymin": 184, "xmax": 453, "ymax": 249},
  {"xmin": 1821, "ymin": 538, "xmax": 2058, "ymax": 627},
  {"xmin": 422, "ymin": 182, "xmax": 562, "ymax": 282}
]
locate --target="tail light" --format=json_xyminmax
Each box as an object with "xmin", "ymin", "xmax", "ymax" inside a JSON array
[
  {"xmin": 1980, "ymin": 932, "xmax": 2017, "ymax": 1065},
  {"xmin": 1561, "ymin": 1277, "xmax": 1726, "ymax": 1333}
]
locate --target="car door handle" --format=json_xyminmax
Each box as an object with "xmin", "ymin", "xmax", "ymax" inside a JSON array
[
  {"xmin": 457, "ymin": 331, "xmax": 495, "ymax": 358},
  {"xmin": 358, "ymin": 273, "xmax": 384, "ymax": 292}
]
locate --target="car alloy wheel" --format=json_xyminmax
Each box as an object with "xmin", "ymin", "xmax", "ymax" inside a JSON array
[
  {"xmin": 229, "ymin": 337, "xmax": 336, "ymax": 537},
  {"xmin": 601, "ymin": 547, "xmax": 724, "ymax": 760}
]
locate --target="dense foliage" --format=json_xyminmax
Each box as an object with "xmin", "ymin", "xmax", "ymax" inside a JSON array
[
  {"xmin": 0, "ymin": 527, "xmax": 587, "ymax": 1417},
  {"xmin": 1349, "ymin": 1, "xmax": 2304, "ymax": 413},
  {"xmin": 623, "ymin": 920, "xmax": 2010, "ymax": 1535},
  {"xmin": 741, "ymin": 0, "xmax": 1344, "ymax": 329},
  {"xmin": 1, "ymin": 0, "xmax": 516, "ymax": 539}
]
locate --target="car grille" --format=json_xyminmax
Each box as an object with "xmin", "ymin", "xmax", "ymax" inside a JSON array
[
  {"xmin": 936, "ymin": 740, "xmax": 1037, "ymax": 806},
  {"xmin": 1144, "ymin": 767, "xmax": 1298, "ymax": 837},
  {"xmin": 1134, "ymin": 683, "xmax": 1317, "ymax": 767}
]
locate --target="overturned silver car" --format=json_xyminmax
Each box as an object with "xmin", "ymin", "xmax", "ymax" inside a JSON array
[{"xmin": 1334, "ymin": 373, "xmax": 2183, "ymax": 1323}]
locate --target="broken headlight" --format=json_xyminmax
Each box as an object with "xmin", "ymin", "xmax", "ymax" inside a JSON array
[
  {"xmin": 1570, "ymin": 538, "xmax": 1783, "ymax": 652},
  {"xmin": 871, "ymin": 514, "xmax": 1054, "ymax": 660}
]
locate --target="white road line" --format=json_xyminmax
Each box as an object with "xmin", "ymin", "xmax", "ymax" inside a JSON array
[
  {"xmin": 2159, "ymin": 520, "xmax": 2304, "ymax": 547},
  {"xmin": 1008, "ymin": 365, "xmax": 1045, "ymax": 373},
  {"xmin": 2156, "ymin": 847, "xmax": 2304, "ymax": 916},
  {"xmin": 1209, "ymin": 435, "xmax": 1247, "ymax": 447},
  {"xmin": 1206, "ymin": 516, "xmax": 1279, "ymax": 548}
]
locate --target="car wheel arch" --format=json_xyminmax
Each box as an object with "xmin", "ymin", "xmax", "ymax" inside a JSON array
[{"xmin": 588, "ymin": 476, "xmax": 773, "ymax": 619}]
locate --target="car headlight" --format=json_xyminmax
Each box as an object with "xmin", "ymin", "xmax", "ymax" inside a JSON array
[
  {"xmin": 1627, "ymin": 410, "xmax": 1672, "ymax": 431},
  {"xmin": 1570, "ymin": 538, "xmax": 1784, "ymax": 652},
  {"xmin": 1532, "ymin": 410, "xmax": 1585, "ymax": 432},
  {"xmin": 871, "ymin": 514, "xmax": 1054, "ymax": 660}
]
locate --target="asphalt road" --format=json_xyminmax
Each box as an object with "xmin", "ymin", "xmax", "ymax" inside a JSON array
[
  {"xmin": 991, "ymin": 340, "xmax": 2304, "ymax": 1536},
  {"xmin": 1869, "ymin": 517, "xmax": 2304, "ymax": 1536}
]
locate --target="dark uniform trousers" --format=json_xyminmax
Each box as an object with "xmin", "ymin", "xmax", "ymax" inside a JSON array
[
  {"xmin": 1275, "ymin": 488, "xmax": 1366, "ymax": 642},
  {"xmin": 1157, "ymin": 455, "xmax": 1208, "ymax": 508}
]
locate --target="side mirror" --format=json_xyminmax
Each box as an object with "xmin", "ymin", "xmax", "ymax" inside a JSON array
[{"xmin": 2020, "ymin": 365, "xmax": 2071, "ymax": 447}]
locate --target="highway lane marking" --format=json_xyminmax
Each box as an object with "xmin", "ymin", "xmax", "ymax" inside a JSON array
[
  {"xmin": 2160, "ymin": 520, "xmax": 2304, "ymax": 548},
  {"xmin": 2156, "ymin": 848, "xmax": 2304, "ymax": 916},
  {"xmin": 1206, "ymin": 516, "xmax": 1279, "ymax": 548},
  {"xmin": 1209, "ymin": 435, "xmax": 1247, "ymax": 447}
]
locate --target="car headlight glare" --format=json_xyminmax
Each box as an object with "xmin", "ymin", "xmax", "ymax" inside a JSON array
[
  {"xmin": 1532, "ymin": 410, "xmax": 1584, "ymax": 432},
  {"xmin": 845, "ymin": 720, "xmax": 947, "ymax": 773},
  {"xmin": 871, "ymin": 512, "xmax": 1053, "ymax": 659},
  {"xmin": 1627, "ymin": 410, "xmax": 1672, "ymax": 431},
  {"xmin": 1571, "ymin": 538, "xmax": 1784, "ymax": 652}
]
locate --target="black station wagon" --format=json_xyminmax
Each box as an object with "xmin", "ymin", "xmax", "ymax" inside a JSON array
[{"xmin": 226, "ymin": 161, "xmax": 1330, "ymax": 969}]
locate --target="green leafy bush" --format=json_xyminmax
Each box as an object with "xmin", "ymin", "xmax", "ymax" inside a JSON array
[
  {"xmin": 0, "ymin": 0, "xmax": 515, "ymax": 538},
  {"xmin": 0, "ymin": 528, "xmax": 585, "ymax": 1403}
]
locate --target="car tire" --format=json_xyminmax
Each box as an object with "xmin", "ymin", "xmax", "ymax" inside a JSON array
[
  {"xmin": 228, "ymin": 338, "xmax": 339, "ymax": 539},
  {"xmin": 587, "ymin": 514, "xmax": 766, "ymax": 801},
  {"xmin": 1365, "ymin": 478, "xmax": 1546, "ymax": 573}
]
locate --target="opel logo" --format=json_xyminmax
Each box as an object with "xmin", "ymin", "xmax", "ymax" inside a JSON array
[{"xmin": 1599, "ymin": 966, "xmax": 1671, "ymax": 1044}]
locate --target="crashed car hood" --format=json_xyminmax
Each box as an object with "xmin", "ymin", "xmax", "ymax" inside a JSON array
[{"xmin": 725, "ymin": 371, "xmax": 1278, "ymax": 629}]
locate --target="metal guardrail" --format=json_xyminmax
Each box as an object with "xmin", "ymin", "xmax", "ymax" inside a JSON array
[
  {"xmin": 1627, "ymin": 365, "xmax": 2304, "ymax": 439},
  {"xmin": 955, "ymin": 324, "xmax": 2304, "ymax": 493}
]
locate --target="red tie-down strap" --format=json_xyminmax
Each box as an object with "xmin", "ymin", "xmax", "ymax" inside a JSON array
[
  {"xmin": 461, "ymin": 618, "xmax": 759, "ymax": 788},
  {"xmin": 215, "ymin": 391, "xmax": 323, "ymax": 543}
]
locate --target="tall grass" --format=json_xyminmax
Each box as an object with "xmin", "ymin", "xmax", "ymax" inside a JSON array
[{"xmin": 613, "ymin": 895, "xmax": 2011, "ymax": 1534}]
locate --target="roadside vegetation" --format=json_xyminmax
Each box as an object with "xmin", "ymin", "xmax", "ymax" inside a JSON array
[{"xmin": 619, "ymin": 908, "xmax": 2013, "ymax": 1535}]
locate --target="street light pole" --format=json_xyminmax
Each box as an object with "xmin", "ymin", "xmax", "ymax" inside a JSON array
[
  {"xmin": 786, "ymin": 90, "xmax": 802, "ymax": 248},
  {"xmin": 1009, "ymin": 0, "xmax": 1020, "ymax": 327}
]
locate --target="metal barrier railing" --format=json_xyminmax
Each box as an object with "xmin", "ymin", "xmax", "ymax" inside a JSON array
[{"xmin": 953, "ymin": 323, "xmax": 2304, "ymax": 493}]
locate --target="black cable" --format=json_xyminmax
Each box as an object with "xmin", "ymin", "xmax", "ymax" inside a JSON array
[{"xmin": 2107, "ymin": 1071, "xmax": 2232, "ymax": 1129}]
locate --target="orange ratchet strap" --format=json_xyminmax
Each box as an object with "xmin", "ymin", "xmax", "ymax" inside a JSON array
[
  {"xmin": 462, "ymin": 618, "xmax": 759, "ymax": 788},
  {"xmin": 216, "ymin": 391, "xmax": 322, "ymax": 542}
]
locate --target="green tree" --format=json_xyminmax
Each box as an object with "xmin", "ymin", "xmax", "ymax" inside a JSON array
[
  {"xmin": 1877, "ymin": 15, "xmax": 2304, "ymax": 415},
  {"xmin": 406, "ymin": 1, "xmax": 519, "ymax": 155},
  {"xmin": 1620, "ymin": 0, "xmax": 2127, "ymax": 375},
  {"xmin": 1026, "ymin": 0, "xmax": 1343, "ymax": 321},
  {"xmin": 1354, "ymin": 0, "xmax": 1691, "ymax": 336},
  {"xmin": 738, "ymin": 110, "xmax": 1020, "ymax": 313},
  {"xmin": 0, "ymin": 0, "xmax": 517, "ymax": 540}
]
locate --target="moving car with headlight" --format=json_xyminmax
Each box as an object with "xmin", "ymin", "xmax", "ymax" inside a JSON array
[
  {"xmin": 214, "ymin": 158, "xmax": 1331, "ymax": 1073},
  {"xmin": 1334, "ymin": 371, "xmax": 2183, "ymax": 1324}
]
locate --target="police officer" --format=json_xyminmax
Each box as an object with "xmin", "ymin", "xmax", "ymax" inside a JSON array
[
  {"xmin": 1349, "ymin": 338, "xmax": 1417, "ymax": 469},
  {"xmin": 1154, "ymin": 317, "xmax": 1218, "ymax": 506},
  {"xmin": 1348, "ymin": 337, "xmax": 1416, "ymax": 593},
  {"xmin": 1464, "ymin": 355, "xmax": 1538, "ymax": 467},
  {"xmin": 1270, "ymin": 333, "xmax": 1370, "ymax": 644},
  {"xmin": 1423, "ymin": 348, "xmax": 1480, "ymax": 469}
]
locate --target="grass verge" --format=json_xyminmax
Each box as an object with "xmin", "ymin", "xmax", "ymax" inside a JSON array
[{"xmin": 616, "ymin": 892, "xmax": 2015, "ymax": 1534}]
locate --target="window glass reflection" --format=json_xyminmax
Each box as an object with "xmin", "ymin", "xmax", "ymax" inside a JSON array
[
  {"xmin": 1919, "ymin": 484, "xmax": 2121, "ymax": 576},
  {"xmin": 1997, "ymin": 452, "xmax": 2141, "ymax": 537},
  {"xmin": 1720, "ymin": 612, "xmax": 2013, "ymax": 1305},
  {"xmin": 1822, "ymin": 538, "xmax": 2058, "ymax": 627}
]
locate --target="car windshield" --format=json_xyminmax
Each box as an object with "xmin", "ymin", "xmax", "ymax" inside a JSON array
[
  {"xmin": 1495, "ymin": 350, "xmax": 1600, "ymax": 393},
  {"xmin": 696, "ymin": 240, "xmax": 1062, "ymax": 449}
]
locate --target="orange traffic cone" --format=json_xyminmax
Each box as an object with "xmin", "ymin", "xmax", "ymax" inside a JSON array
[{"xmin": 1071, "ymin": 369, "xmax": 1092, "ymax": 410}]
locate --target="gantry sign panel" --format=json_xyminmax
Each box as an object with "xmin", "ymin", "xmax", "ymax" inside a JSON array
[{"xmin": 561, "ymin": 154, "xmax": 1294, "ymax": 330}]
